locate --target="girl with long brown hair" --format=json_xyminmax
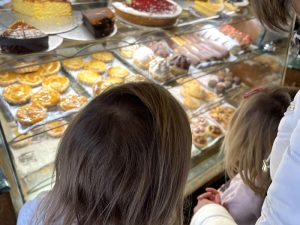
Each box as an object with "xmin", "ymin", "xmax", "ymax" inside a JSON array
[{"xmin": 17, "ymin": 82, "xmax": 192, "ymax": 225}]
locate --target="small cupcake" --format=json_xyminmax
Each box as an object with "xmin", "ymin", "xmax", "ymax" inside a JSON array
[
  {"xmin": 149, "ymin": 57, "xmax": 171, "ymax": 82},
  {"xmin": 133, "ymin": 46, "xmax": 155, "ymax": 70}
]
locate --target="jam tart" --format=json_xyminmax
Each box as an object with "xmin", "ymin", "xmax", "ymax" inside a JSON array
[
  {"xmin": 108, "ymin": 66, "xmax": 129, "ymax": 78},
  {"xmin": 84, "ymin": 61, "xmax": 106, "ymax": 74},
  {"xmin": 42, "ymin": 74, "xmax": 70, "ymax": 93},
  {"xmin": 0, "ymin": 71, "xmax": 17, "ymax": 86},
  {"xmin": 31, "ymin": 88, "xmax": 60, "ymax": 108},
  {"xmin": 17, "ymin": 72, "xmax": 43, "ymax": 87},
  {"xmin": 60, "ymin": 94, "xmax": 88, "ymax": 111},
  {"xmin": 206, "ymin": 125, "xmax": 223, "ymax": 138},
  {"xmin": 77, "ymin": 70, "xmax": 102, "ymax": 86},
  {"xmin": 46, "ymin": 120, "xmax": 67, "ymax": 138},
  {"xmin": 192, "ymin": 125, "xmax": 206, "ymax": 137},
  {"xmin": 16, "ymin": 103, "xmax": 47, "ymax": 126},
  {"xmin": 3, "ymin": 84, "xmax": 32, "ymax": 105},
  {"xmin": 63, "ymin": 57, "xmax": 85, "ymax": 71},
  {"xmin": 193, "ymin": 135, "xmax": 208, "ymax": 149},
  {"xmin": 92, "ymin": 51, "xmax": 114, "ymax": 63}
]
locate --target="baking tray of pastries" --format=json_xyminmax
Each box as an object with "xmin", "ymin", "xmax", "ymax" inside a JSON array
[
  {"xmin": 115, "ymin": 33, "xmax": 239, "ymax": 87},
  {"xmin": 195, "ymin": 67, "xmax": 242, "ymax": 96},
  {"xmin": 206, "ymin": 102, "xmax": 236, "ymax": 130},
  {"xmin": 62, "ymin": 52, "xmax": 146, "ymax": 97},
  {"xmin": 190, "ymin": 113, "xmax": 225, "ymax": 152},
  {"xmin": 168, "ymin": 78, "xmax": 220, "ymax": 114},
  {"xmin": 0, "ymin": 61, "xmax": 89, "ymax": 134}
]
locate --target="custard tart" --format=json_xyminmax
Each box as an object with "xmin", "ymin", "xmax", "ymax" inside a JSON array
[
  {"xmin": 15, "ymin": 62, "xmax": 40, "ymax": 74},
  {"xmin": 3, "ymin": 84, "xmax": 32, "ymax": 105},
  {"xmin": 11, "ymin": 129, "xmax": 33, "ymax": 149},
  {"xmin": 41, "ymin": 61, "xmax": 61, "ymax": 76},
  {"xmin": 46, "ymin": 120, "xmax": 67, "ymax": 138},
  {"xmin": 63, "ymin": 57, "xmax": 85, "ymax": 71},
  {"xmin": 31, "ymin": 88, "xmax": 60, "ymax": 108},
  {"xmin": 84, "ymin": 61, "xmax": 106, "ymax": 74},
  {"xmin": 77, "ymin": 70, "xmax": 102, "ymax": 86},
  {"xmin": 16, "ymin": 103, "xmax": 47, "ymax": 126},
  {"xmin": 107, "ymin": 66, "xmax": 129, "ymax": 78},
  {"xmin": 60, "ymin": 94, "xmax": 88, "ymax": 111},
  {"xmin": 42, "ymin": 74, "xmax": 70, "ymax": 93},
  {"xmin": 0, "ymin": 71, "xmax": 17, "ymax": 86},
  {"xmin": 17, "ymin": 72, "xmax": 43, "ymax": 87},
  {"xmin": 92, "ymin": 51, "xmax": 114, "ymax": 63}
]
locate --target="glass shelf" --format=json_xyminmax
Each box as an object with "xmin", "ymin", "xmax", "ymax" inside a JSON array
[{"xmin": 0, "ymin": 4, "xmax": 256, "ymax": 72}]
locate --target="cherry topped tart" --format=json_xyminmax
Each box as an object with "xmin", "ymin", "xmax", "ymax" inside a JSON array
[
  {"xmin": 112, "ymin": 0, "xmax": 182, "ymax": 27},
  {"xmin": 126, "ymin": 0, "xmax": 174, "ymax": 13}
]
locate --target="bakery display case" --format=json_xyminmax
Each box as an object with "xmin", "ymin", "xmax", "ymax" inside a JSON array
[{"xmin": 0, "ymin": 0, "xmax": 294, "ymax": 211}]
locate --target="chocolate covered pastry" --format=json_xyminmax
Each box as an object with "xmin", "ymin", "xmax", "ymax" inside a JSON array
[
  {"xmin": 0, "ymin": 21, "xmax": 48, "ymax": 54},
  {"xmin": 81, "ymin": 8, "xmax": 115, "ymax": 38}
]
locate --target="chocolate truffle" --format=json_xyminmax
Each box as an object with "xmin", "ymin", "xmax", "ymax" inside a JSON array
[
  {"xmin": 224, "ymin": 81, "xmax": 233, "ymax": 89},
  {"xmin": 216, "ymin": 83, "xmax": 226, "ymax": 94},
  {"xmin": 208, "ymin": 79, "xmax": 218, "ymax": 88},
  {"xmin": 233, "ymin": 76, "xmax": 241, "ymax": 85}
]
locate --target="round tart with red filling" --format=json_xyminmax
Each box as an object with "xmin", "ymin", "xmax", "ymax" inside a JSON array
[
  {"xmin": 193, "ymin": 135, "xmax": 208, "ymax": 149},
  {"xmin": 112, "ymin": 0, "xmax": 182, "ymax": 27},
  {"xmin": 206, "ymin": 125, "xmax": 223, "ymax": 138}
]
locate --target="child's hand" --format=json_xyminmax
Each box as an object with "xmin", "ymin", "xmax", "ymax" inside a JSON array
[{"xmin": 197, "ymin": 187, "xmax": 221, "ymax": 204}]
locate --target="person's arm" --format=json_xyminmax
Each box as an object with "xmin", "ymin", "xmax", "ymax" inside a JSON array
[
  {"xmin": 17, "ymin": 196, "xmax": 41, "ymax": 225},
  {"xmin": 191, "ymin": 200, "xmax": 237, "ymax": 225},
  {"xmin": 257, "ymin": 91, "xmax": 300, "ymax": 225}
]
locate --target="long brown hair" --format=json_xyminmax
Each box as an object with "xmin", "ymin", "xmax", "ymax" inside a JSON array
[
  {"xmin": 222, "ymin": 86, "xmax": 298, "ymax": 196},
  {"xmin": 35, "ymin": 82, "xmax": 192, "ymax": 225},
  {"xmin": 250, "ymin": 0, "xmax": 293, "ymax": 31}
]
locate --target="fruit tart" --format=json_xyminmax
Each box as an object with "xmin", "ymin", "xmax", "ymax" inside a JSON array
[
  {"xmin": 16, "ymin": 103, "xmax": 47, "ymax": 126},
  {"xmin": 60, "ymin": 94, "xmax": 88, "ymax": 111},
  {"xmin": 42, "ymin": 74, "xmax": 70, "ymax": 93},
  {"xmin": 17, "ymin": 72, "xmax": 43, "ymax": 87},
  {"xmin": 46, "ymin": 120, "xmax": 67, "ymax": 138},
  {"xmin": 112, "ymin": 0, "xmax": 182, "ymax": 27},
  {"xmin": 3, "ymin": 83, "xmax": 32, "ymax": 105},
  {"xmin": 31, "ymin": 88, "xmax": 60, "ymax": 108},
  {"xmin": 0, "ymin": 71, "xmax": 17, "ymax": 86}
]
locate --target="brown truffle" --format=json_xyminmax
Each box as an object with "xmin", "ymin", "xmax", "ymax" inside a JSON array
[
  {"xmin": 208, "ymin": 79, "xmax": 218, "ymax": 88},
  {"xmin": 216, "ymin": 83, "xmax": 226, "ymax": 94}
]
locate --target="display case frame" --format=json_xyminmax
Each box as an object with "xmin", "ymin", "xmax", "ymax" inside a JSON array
[{"xmin": 0, "ymin": 0, "xmax": 295, "ymax": 211}]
